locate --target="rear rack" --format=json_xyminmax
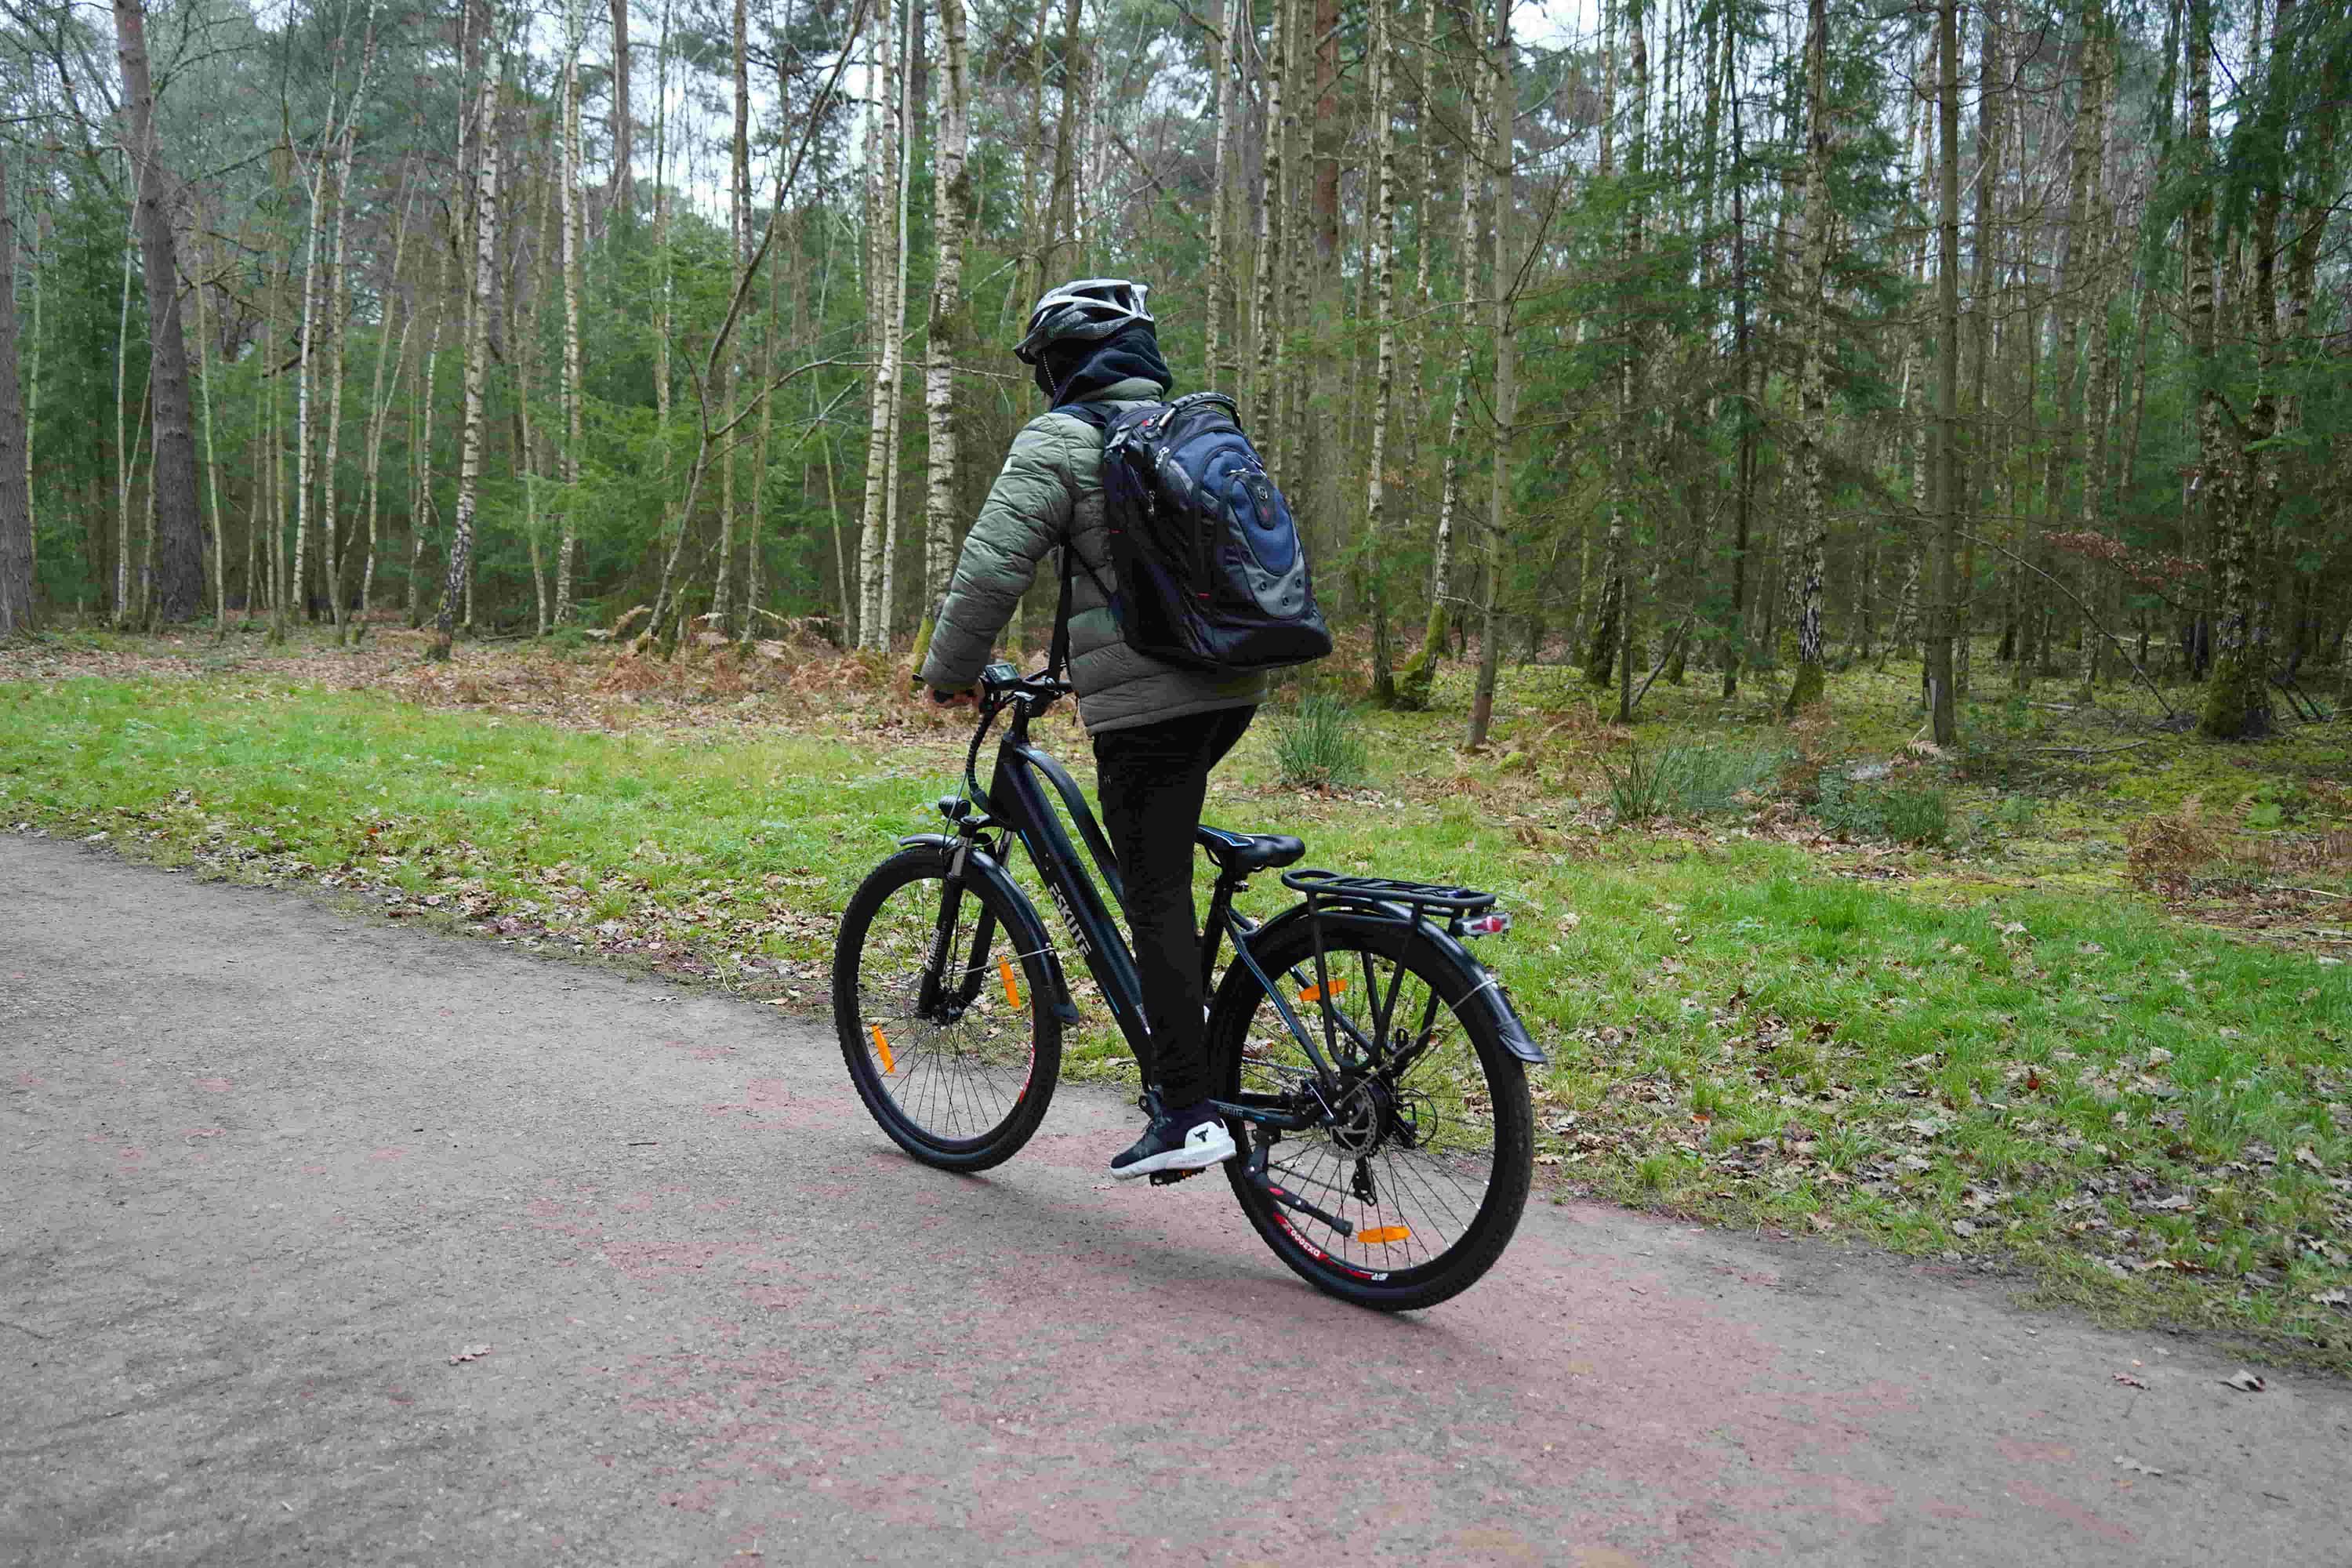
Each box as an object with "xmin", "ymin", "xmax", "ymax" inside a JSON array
[{"xmin": 1280, "ymin": 868, "xmax": 1497, "ymax": 915}]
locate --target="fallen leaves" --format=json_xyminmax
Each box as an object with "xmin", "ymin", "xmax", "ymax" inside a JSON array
[
  {"xmin": 2111, "ymin": 1372, "xmax": 2148, "ymax": 1389},
  {"xmin": 449, "ymin": 1345, "xmax": 493, "ymax": 1365},
  {"xmin": 2220, "ymin": 1369, "xmax": 2267, "ymax": 1393}
]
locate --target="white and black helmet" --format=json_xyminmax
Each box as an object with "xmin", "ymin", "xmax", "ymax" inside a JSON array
[{"xmin": 1014, "ymin": 278, "xmax": 1154, "ymax": 365}]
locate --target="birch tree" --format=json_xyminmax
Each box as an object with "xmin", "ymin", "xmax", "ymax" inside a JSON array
[
  {"xmin": 430, "ymin": 58, "xmax": 502, "ymax": 663},
  {"xmin": 1362, "ymin": 0, "xmax": 1399, "ymax": 705},
  {"xmin": 911, "ymin": 0, "xmax": 971, "ymax": 672},
  {"xmin": 0, "ymin": 155, "xmax": 29, "ymax": 640},
  {"xmin": 854, "ymin": 0, "xmax": 901, "ymax": 650}
]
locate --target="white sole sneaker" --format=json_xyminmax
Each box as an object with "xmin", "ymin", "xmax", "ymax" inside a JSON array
[{"xmin": 1109, "ymin": 1121, "xmax": 1238, "ymax": 1181}]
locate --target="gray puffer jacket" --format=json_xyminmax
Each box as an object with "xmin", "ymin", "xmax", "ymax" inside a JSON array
[{"xmin": 917, "ymin": 375, "xmax": 1268, "ymax": 735}]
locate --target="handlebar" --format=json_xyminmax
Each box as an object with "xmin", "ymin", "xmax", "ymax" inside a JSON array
[{"xmin": 978, "ymin": 661, "xmax": 1074, "ymax": 706}]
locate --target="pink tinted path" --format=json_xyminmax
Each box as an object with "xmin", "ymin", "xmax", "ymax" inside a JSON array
[{"xmin": 3, "ymin": 834, "xmax": 2347, "ymax": 1566}]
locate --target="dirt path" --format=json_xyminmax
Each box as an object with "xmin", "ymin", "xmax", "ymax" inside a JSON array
[{"xmin": 4, "ymin": 835, "xmax": 2347, "ymax": 1567}]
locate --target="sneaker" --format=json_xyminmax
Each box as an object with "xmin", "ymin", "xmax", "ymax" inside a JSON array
[{"xmin": 1109, "ymin": 1101, "xmax": 1236, "ymax": 1181}]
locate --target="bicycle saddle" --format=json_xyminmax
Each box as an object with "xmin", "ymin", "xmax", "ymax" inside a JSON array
[{"xmin": 1196, "ymin": 826, "xmax": 1306, "ymax": 873}]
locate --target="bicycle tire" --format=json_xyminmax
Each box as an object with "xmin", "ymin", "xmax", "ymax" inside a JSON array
[
  {"xmin": 1210, "ymin": 912, "xmax": 1533, "ymax": 1311},
  {"xmin": 833, "ymin": 845, "xmax": 1061, "ymax": 1171}
]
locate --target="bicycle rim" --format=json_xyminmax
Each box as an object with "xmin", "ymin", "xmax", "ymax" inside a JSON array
[
  {"xmin": 1218, "ymin": 922, "xmax": 1530, "ymax": 1305},
  {"xmin": 839, "ymin": 853, "xmax": 1052, "ymax": 1160}
]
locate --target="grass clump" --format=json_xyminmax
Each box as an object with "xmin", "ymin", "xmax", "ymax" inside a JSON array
[
  {"xmin": 1813, "ymin": 771, "xmax": 1951, "ymax": 846},
  {"xmin": 1602, "ymin": 740, "xmax": 1785, "ymax": 820},
  {"xmin": 1273, "ymin": 695, "xmax": 1370, "ymax": 790}
]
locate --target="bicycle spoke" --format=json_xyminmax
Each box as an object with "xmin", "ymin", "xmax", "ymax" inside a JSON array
[{"xmin": 853, "ymin": 872, "xmax": 1033, "ymax": 1146}]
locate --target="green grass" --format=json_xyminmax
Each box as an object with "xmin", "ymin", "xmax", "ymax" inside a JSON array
[{"xmin": 3, "ymin": 641, "xmax": 2350, "ymax": 1368}]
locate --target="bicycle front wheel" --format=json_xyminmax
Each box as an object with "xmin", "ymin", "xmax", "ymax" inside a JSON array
[
  {"xmin": 833, "ymin": 845, "xmax": 1061, "ymax": 1171},
  {"xmin": 1210, "ymin": 913, "xmax": 1534, "ymax": 1311}
]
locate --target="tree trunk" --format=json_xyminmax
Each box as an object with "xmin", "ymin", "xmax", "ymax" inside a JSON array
[
  {"xmin": 1251, "ymin": 0, "xmax": 1286, "ymax": 455},
  {"xmin": 430, "ymin": 64, "xmax": 501, "ymax": 663},
  {"xmin": 2199, "ymin": 0, "xmax": 2277, "ymax": 739},
  {"xmin": 608, "ymin": 0, "xmax": 633, "ymax": 216},
  {"xmin": 1203, "ymin": 0, "xmax": 1240, "ymax": 394},
  {"xmin": 321, "ymin": 131, "xmax": 357, "ymax": 641},
  {"xmin": 0, "ymin": 156, "xmax": 30, "ymax": 640},
  {"xmin": 855, "ymin": 0, "xmax": 901, "ymax": 650},
  {"xmin": 1466, "ymin": 0, "xmax": 1512, "ymax": 750},
  {"xmin": 1363, "ymin": 0, "xmax": 1399, "ymax": 706},
  {"xmin": 1398, "ymin": 162, "xmax": 1478, "ymax": 713},
  {"xmin": 1784, "ymin": 0, "xmax": 1831, "ymax": 716},
  {"xmin": 911, "ymin": 0, "xmax": 971, "ymax": 674},
  {"xmin": 556, "ymin": 0, "xmax": 587, "ymax": 627},
  {"xmin": 2038, "ymin": 5, "xmax": 2106, "ymax": 688},
  {"xmin": 111, "ymin": 0, "xmax": 205, "ymax": 622},
  {"xmin": 1722, "ymin": 82, "xmax": 1752, "ymax": 700},
  {"xmin": 713, "ymin": 0, "xmax": 751, "ymax": 637},
  {"xmin": 1925, "ymin": 0, "xmax": 1961, "ymax": 745},
  {"xmin": 2183, "ymin": 0, "xmax": 2245, "ymax": 733},
  {"xmin": 1586, "ymin": 0, "xmax": 1628, "ymax": 690}
]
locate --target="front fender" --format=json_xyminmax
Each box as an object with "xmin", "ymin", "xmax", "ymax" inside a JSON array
[
  {"xmin": 1240, "ymin": 901, "xmax": 1548, "ymax": 1065},
  {"xmin": 895, "ymin": 834, "xmax": 1081, "ymax": 1023}
]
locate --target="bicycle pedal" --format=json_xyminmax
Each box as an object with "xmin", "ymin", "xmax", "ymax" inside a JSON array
[{"xmin": 1148, "ymin": 1167, "xmax": 1203, "ymax": 1186}]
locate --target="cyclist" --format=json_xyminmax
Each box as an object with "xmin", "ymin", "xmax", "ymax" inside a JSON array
[{"xmin": 918, "ymin": 278, "xmax": 1264, "ymax": 1181}]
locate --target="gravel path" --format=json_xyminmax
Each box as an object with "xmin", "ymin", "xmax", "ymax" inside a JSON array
[{"xmin": 5, "ymin": 834, "xmax": 2347, "ymax": 1566}]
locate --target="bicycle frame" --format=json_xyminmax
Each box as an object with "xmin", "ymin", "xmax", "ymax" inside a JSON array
[{"xmin": 924, "ymin": 681, "xmax": 1352, "ymax": 1117}]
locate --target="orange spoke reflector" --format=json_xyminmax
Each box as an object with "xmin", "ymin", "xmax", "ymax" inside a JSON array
[
  {"xmin": 1298, "ymin": 978, "xmax": 1348, "ymax": 1006},
  {"xmin": 999, "ymin": 957, "xmax": 1022, "ymax": 1009},
  {"xmin": 869, "ymin": 1024, "xmax": 895, "ymax": 1075},
  {"xmin": 1358, "ymin": 1225, "xmax": 1412, "ymax": 1246}
]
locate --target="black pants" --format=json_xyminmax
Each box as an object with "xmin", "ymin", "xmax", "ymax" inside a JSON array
[{"xmin": 1091, "ymin": 705, "xmax": 1257, "ymax": 1107}]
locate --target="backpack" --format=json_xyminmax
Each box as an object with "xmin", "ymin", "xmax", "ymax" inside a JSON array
[{"xmin": 1054, "ymin": 393, "xmax": 1332, "ymax": 676}]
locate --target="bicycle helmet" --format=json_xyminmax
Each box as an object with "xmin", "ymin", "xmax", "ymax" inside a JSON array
[{"xmin": 1014, "ymin": 278, "xmax": 1154, "ymax": 365}]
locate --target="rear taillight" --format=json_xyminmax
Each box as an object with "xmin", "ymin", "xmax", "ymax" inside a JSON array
[{"xmin": 1461, "ymin": 912, "xmax": 1511, "ymax": 937}]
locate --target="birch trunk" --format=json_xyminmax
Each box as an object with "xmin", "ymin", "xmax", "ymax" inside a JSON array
[
  {"xmin": 321, "ymin": 131, "xmax": 356, "ymax": 641},
  {"xmin": 712, "ymin": 0, "xmax": 750, "ymax": 637},
  {"xmin": 855, "ymin": 0, "xmax": 900, "ymax": 650},
  {"xmin": 1363, "ymin": 0, "xmax": 1399, "ymax": 705},
  {"xmin": 1784, "ymin": 0, "xmax": 1831, "ymax": 715},
  {"xmin": 1925, "ymin": 0, "xmax": 1961, "ymax": 745},
  {"xmin": 1585, "ymin": 0, "xmax": 1628, "ymax": 688},
  {"xmin": 1203, "ymin": 0, "xmax": 1239, "ymax": 394},
  {"xmin": 288, "ymin": 151, "xmax": 328, "ymax": 638},
  {"xmin": 0, "ymin": 156, "xmax": 30, "ymax": 639},
  {"xmin": 360, "ymin": 178, "xmax": 416, "ymax": 632},
  {"xmin": 408, "ymin": 234, "xmax": 450, "ymax": 627},
  {"xmin": 1250, "ymin": 0, "xmax": 1286, "ymax": 450},
  {"xmin": 556, "ymin": 0, "xmax": 586, "ymax": 626},
  {"xmin": 1396, "ymin": 140, "xmax": 1479, "ymax": 711},
  {"xmin": 911, "ymin": 0, "xmax": 971, "ymax": 673},
  {"xmin": 192, "ymin": 250, "xmax": 225, "ymax": 631},
  {"xmin": 430, "ymin": 64, "xmax": 500, "ymax": 662},
  {"xmin": 113, "ymin": 180, "xmax": 134, "ymax": 626}
]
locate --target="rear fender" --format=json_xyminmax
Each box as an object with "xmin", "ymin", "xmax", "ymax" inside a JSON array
[
  {"xmin": 895, "ymin": 834, "xmax": 1081, "ymax": 1023},
  {"xmin": 1235, "ymin": 901, "xmax": 1548, "ymax": 1065}
]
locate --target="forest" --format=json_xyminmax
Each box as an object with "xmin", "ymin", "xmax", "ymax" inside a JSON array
[{"xmin": 0, "ymin": 0, "xmax": 2346, "ymax": 744}]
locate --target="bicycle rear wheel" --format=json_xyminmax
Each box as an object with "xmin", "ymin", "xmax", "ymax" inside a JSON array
[
  {"xmin": 1210, "ymin": 913, "xmax": 1533, "ymax": 1311},
  {"xmin": 833, "ymin": 845, "xmax": 1060, "ymax": 1171}
]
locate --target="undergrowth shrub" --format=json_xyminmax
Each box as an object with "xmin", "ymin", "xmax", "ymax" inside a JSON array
[
  {"xmin": 1602, "ymin": 742, "xmax": 1786, "ymax": 820},
  {"xmin": 1274, "ymin": 696, "xmax": 1370, "ymax": 790},
  {"xmin": 1813, "ymin": 772, "xmax": 1951, "ymax": 846}
]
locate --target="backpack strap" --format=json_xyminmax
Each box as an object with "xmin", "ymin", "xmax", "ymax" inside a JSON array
[
  {"xmin": 1044, "ymin": 400, "xmax": 1144, "ymax": 681},
  {"xmin": 1047, "ymin": 539, "xmax": 1076, "ymax": 682}
]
